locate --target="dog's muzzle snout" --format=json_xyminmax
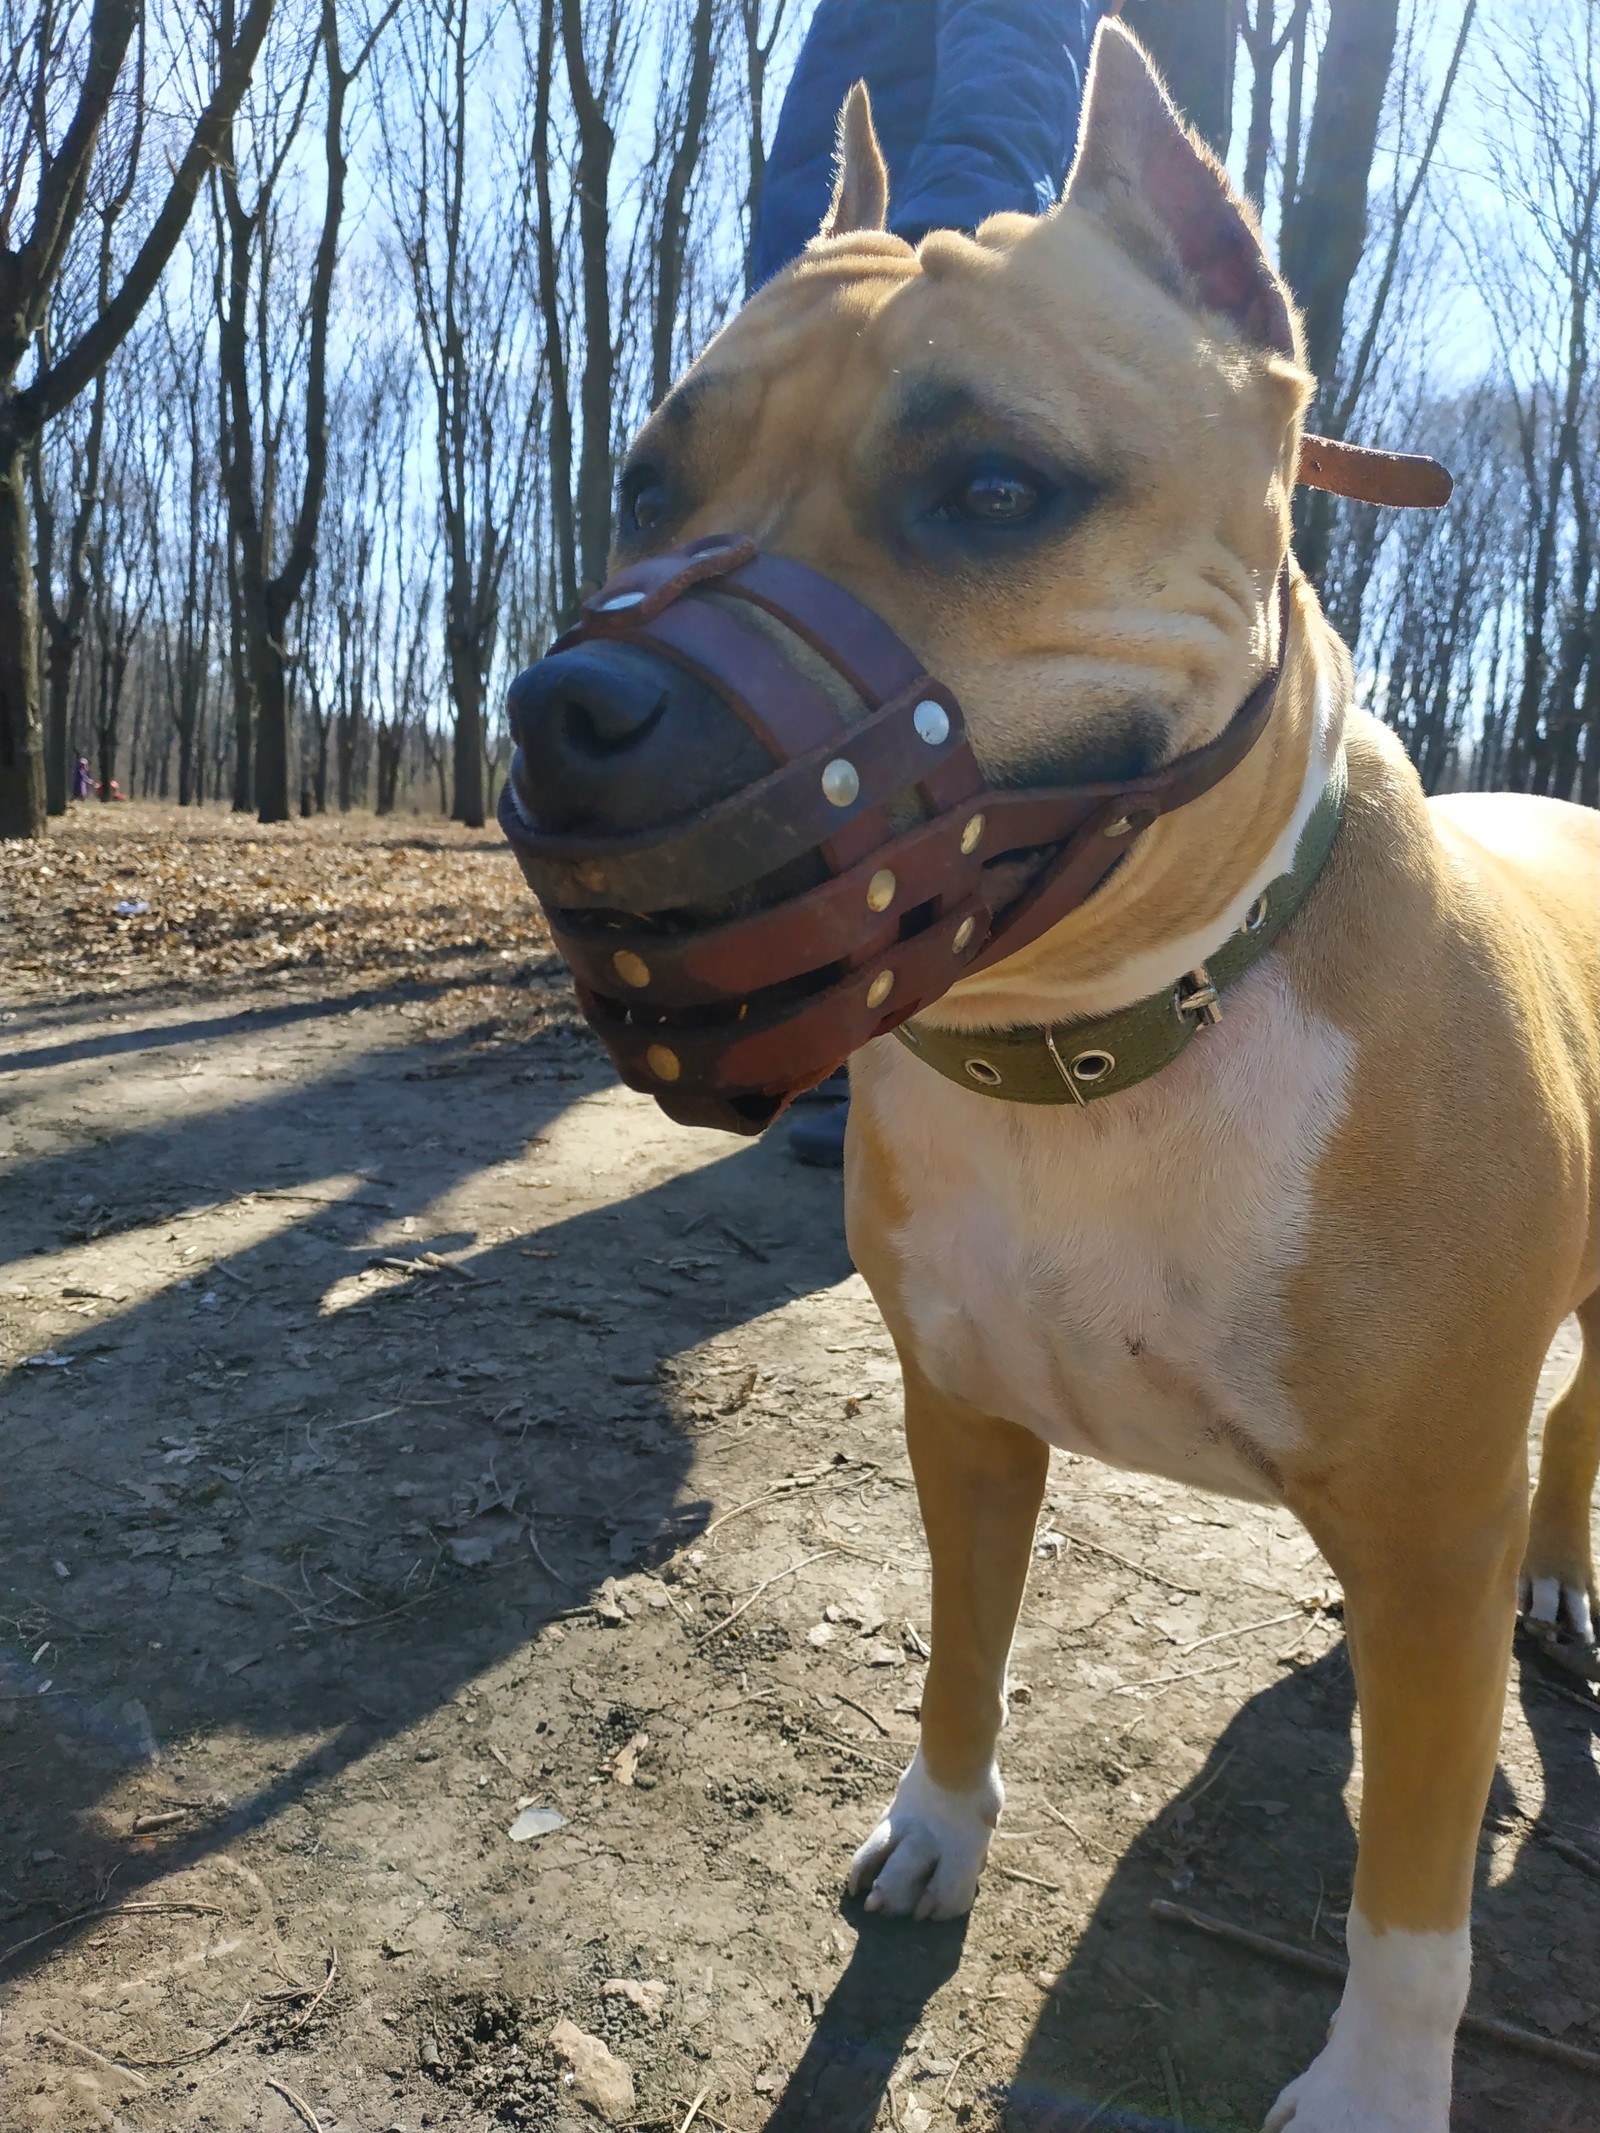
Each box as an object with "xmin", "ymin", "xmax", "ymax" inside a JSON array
[
  {"xmin": 497, "ymin": 532, "xmax": 1289, "ymax": 1137},
  {"xmin": 505, "ymin": 638, "xmax": 774, "ymax": 840}
]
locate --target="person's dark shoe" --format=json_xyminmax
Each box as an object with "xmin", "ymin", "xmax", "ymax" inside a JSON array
[{"xmin": 787, "ymin": 1072, "xmax": 849, "ymax": 1167}]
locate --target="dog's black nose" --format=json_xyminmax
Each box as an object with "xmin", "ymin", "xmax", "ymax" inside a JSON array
[
  {"xmin": 505, "ymin": 640, "xmax": 774, "ymax": 839},
  {"xmin": 509, "ymin": 644, "xmax": 667, "ymax": 760}
]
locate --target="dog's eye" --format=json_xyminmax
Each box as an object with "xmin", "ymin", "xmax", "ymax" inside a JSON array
[
  {"xmin": 960, "ymin": 471, "xmax": 1039, "ymax": 521},
  {"xmin": 624, "ymin": 469, "xmax": 668, "ymax": 533}
]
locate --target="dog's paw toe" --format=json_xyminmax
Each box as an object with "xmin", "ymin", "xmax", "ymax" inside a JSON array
[
  {"xmin": 1520, "ymin": 1571, "xmax": 1596, "ymax": 1646},
  {"xmin": 846, "ymin": 1749, "xmax": 998, "ymax": 1920}
]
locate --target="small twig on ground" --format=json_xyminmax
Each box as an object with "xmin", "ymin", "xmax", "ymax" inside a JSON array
[
  {"xmin": 0, "ymin": 1900, "xmax": 222, "ymax": 1970},
  {"xmin": 284, "ymin": 1946, "xmax": 337, "ymax": 2033},
  {"xmin": 1051, "ymin": 1528, "xmax": 1202, "ymax": 1596},
  {"xmin": 118, "ymin": 2000, "xmax": 254, "ymax": 2069},
  {"xmin": 830, "ymin": 1689, "xmax": 892, "ymax": 1738},
  {"xmin": 1179, "ymin": 1607, "xmax": 1305, "ymax": 1656},
  {"xmin": 1158, "ymin": 2044, "xmax": 1182, "ymax": 2122},
  {"xmin": 1535, "ymin": 1824, "xmax": 1600, "ymax": 1883},
  {"xmin": 804, "ymin": 1721, "xmax": 904, "ymax": 1776},
  {"xmin": 527, "ymin": 1520, "xmax": 575, "ymax": 1589},
  {"xmin": 37, "ymin": 2028, "xmax": 149, "ymax": 2090},
  {"xmin": 677, "ymin": 2088, "xmax": 711, "ymax": 2133},
  {"xmin": 996, "ymin": 1865, "xmax": 1064, "ymax": 1893},
  {"xmin": 718, "ymin": 1221, "xmax": 769, "ymax": 1262},
  {"xmin": 1076, "ymin": 2081, "xmax": 1139, "ymax": 2131},
  {"xmin": 941, "ymin": 2044, "xmax": 978, "ymax": 2104},
  {"xmin": 265, "ymin": 2074, "xmax": 326, "ymax": 2131},
  {"xmin": 1039, "ymin": 1797, "xmax": 1112, "ymax": 1861},
  {"xmin": 1151, "ymin": 1899, "xmax": 1600, "ymax": 2076},
  {"xmin": 1111, "ymin": 1654, "xmax": 1253, "ymax": 1698},
  {"xmin": 696, "ymin": 1549, "xmax": 837, "ymax": 1644}
]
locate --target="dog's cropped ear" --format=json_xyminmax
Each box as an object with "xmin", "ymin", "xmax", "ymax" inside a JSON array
[
  {"xmin": 819, "ymin": 81, "xmax": 889, "ymax": 240},
  {"xmin": 1064, "ymin": 22, "xmax": 1298, "ymax": 358}
]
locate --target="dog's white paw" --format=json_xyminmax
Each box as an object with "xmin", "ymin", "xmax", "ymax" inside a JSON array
[
  {"xmin": 1520, "ymin": 1571, "xmax": 1596, "ymax": 1646},
  {"xmin": 1263, "ymin": 1914, "xmax": 1464, "ymax": 2133},
  {"xmin": 846, "ymin": 1749, "xmax": 1000, "ymax": 1920}
]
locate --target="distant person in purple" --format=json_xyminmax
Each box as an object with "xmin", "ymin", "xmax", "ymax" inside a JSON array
[
  {"xmin": 72, "ymin": 754, "xmax": 91, "ymax": 801},
  {"xmin": 750, "ymin": 0, "xmax": 1111, "ymax": 1163}
]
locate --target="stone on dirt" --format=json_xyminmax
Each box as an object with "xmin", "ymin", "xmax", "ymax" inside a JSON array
[{"xmin": 550, "ymin": 2018, "xmax": 636, "ymax": 2122}]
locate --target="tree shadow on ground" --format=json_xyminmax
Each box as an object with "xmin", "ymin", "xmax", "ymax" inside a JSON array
[
  {"xmin": 0, "ymin": 999, "xmax": 852, "ymax": 1991},
  {"xmin": 1002, "ymin": 1642, "xmax": 1600, "ymax": 2131}
]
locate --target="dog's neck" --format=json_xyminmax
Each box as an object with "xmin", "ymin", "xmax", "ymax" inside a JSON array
[{"xmin": 923, "ymin": 569, "xmax": 1345, "ymax": 1034}]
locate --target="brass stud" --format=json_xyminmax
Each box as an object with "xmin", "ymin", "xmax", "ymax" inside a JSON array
[
  {"xmin": 866, "ymin": 970, "xmax": 895, "ymax": 1009},
  {"xmin": 960, "ymin": 812, "xmax": 985, "ymax": 855},
  {"xmin": 952, "ymin": 916, "xmax": 976, "ymax": 953},
  {"xmin": 866, "ymin": 868, "xmax": 897, "ymax": 912},
  {"xmin": 645, "ymin": 1043, "xmax": 681, "ymax": 1082},
  {"xmin": 612, "ymin": 949, "xmax": 651, "ymax": 988},
  {"xmin": 821, "ymin": 757, "xmax": 861, "ymax": 807},
  {"xmin": 913, "ymin": 698, "xmax": 950, "ymax": 746},
  {"xmin": 964, "ymin": 1058, "xmax": 1002, "ymax": 1087}
]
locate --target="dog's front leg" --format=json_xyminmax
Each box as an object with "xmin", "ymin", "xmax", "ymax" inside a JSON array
[
  {"xmin": 1266, "ymin": 1479, "xmax": 1524, "ymax": 2133},
  {"xmin": 848, "ymin": 1366, "xmax": 1048, "ymax": 1919}
]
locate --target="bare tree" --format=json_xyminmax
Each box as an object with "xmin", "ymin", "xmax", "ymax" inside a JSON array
[
  {"xmin": 379, "ymin": 0, "xmax": 543, "ymax": 826},
  {"xmin": 739, "ymin": 0, "xmax": 794, "ymax": 293},
  {"xmin": 0, "ymin": 0, "xmax": 275, "ymax": 839}
]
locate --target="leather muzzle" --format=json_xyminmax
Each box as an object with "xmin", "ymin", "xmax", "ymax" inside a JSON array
[{"xmin": 500, "ymin": 532, "xmax": 1290, "ymax": 1135}]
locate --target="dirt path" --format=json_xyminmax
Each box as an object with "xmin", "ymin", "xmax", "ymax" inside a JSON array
[{"xmin": 2, "ymin": 811, "xmax": 1596, "ymax": 2132}]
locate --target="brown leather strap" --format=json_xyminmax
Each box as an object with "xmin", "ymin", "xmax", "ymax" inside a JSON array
[{"xmin": 1296, "ymin": 434, "xmax": 1453, "ymax": 509}]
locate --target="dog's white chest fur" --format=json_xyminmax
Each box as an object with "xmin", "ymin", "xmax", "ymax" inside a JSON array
[{"xmin": 850, "ymin": 965, "xmax": 1354, "ymax": 1501}]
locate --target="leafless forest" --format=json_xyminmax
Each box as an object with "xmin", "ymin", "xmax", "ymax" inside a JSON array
[{"xmin": 1, "ymin": 0, "xmax": 1598, "ymax": 844}]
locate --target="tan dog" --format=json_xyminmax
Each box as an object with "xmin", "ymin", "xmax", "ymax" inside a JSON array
[{"xmin": 607, "ymin": 24, "xmax": 1600, "ymax": 2130}]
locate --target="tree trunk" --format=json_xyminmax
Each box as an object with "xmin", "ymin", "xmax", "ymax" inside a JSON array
[
  {"xmin": 1120, "ymin": 0, "xmax": 1236, "ymax": 158},
  {"xmin": 652, "ymin": 0, "xmax": 718, "ymax": 410},
  {"xmin": 450, "ymin": 636, "xmax": 484, "ymax": 828},
  {"xmin": 0, "ymin": 444, "xmax": 46, "ymax": 838},
  {"xmin": 562, "ymin": 0, "xmax": 617, "ymax": 597},
  {"xmin": 1279, "ymin": 0, "xmax": 1401, "ymax": 390}
]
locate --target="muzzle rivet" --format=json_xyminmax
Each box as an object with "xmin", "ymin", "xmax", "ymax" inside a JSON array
[
  {"xmin": 645, "ymin": 1043, "xmax": 681, "ymax": 1082},
  {"xmin": 613, "ymin": 950, "xmax": 651, "ymax": 988},
  {"xmin": 597, "ymin": 589, "xmax": 646, "ymax": 612},
  {"xmin": 951, "ymin": 917, "xmax": 976, "ymax": 953},
  {"xmin": 866, "ymin": 970, "xmax": 895, "ymax": 1009},
  {"xmin": 866, "ymin": 868, "xmax": 897, "ymax": 912},
  {"xmin": 960, "ymin": 812, "xmax": 985, "ymax": 855},
  {"xmin": 821, "ymin": 758, "xmax": 861, "ymax": 807},
  {"xmin": 913, "ymin": 699, "xmax": 950, "ymax": 746}
]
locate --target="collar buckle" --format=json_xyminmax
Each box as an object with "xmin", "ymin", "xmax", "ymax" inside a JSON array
[{"xmin": 1174, "ymin": 965, "xmax": 1224, "ymax": 1029}]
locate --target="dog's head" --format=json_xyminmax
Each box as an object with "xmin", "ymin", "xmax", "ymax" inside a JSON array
[
  {"xmin": 513, "ymin": 23, "xmax": 1308, "ymax": 825},
  {"xmin": 505, "ymin": 25, "xmax": 1328, "ymax": 1112}
]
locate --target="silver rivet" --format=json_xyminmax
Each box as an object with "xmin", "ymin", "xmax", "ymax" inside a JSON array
[
  {"xmin": 866, "ymin": 970, "xmax": 894, "ymax": 1009},
  {"xmin": 597, "ymin": 589, "xmax": 646, "ymax": 612},
  {"xmin": 952, "ymin": 917, "xmax": 975, "ymax": 953},
  {"xmin": 964, "ymin": 1058, "xmax": 1002, "ymax": 1087},
  {"xmin": 913, "ymin": 698, "xmax": 950, "ymax": 746},
  {"xmin": 866, "ymin": 868, "xmax": 896, "ymax": 912},
  {"xmin": 1104, "ymin": 807, "xmax": 1154, "ymax": 840},
  {"xmin": 821, "ymin": 757, "xmax": 860, "ymax": 807},
  {"xmin": 645, "ymin": 1043, "xmax": 681, "ymax": 1082},
  {"xmin": 613, "ymin": 949, "xmax": 651, "ymax": 988},
  {"xmin": 960, "ymin": 812, "xmax": 985, "ymax": 855},
  {"xmin": 1070, "ymin": 1049, "xmax": 1115, "ymax": 1084},
  {"xmin": 1242, "ymin": 893, "xmax": 1269, "ymax": 935}
]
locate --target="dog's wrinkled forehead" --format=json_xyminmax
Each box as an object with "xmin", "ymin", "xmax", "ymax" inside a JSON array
[{"xmin": 616, "ymin": 24, "xmax": 1308, "ymax": 782}]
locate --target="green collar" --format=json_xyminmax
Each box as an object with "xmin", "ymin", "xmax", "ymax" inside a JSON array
[{"xmin": 894, "ymin": 754, "xmax": 1346, "ymax": 1106}]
